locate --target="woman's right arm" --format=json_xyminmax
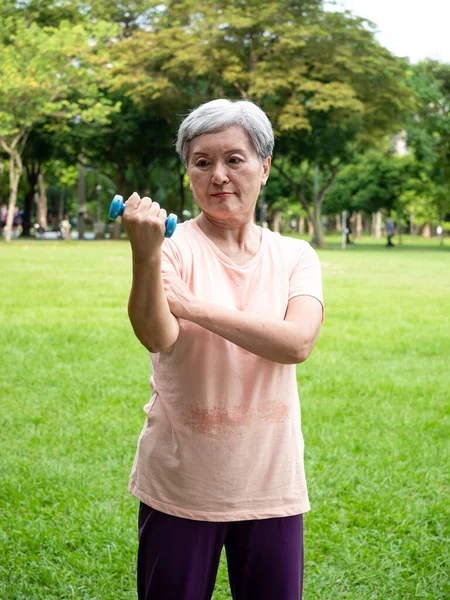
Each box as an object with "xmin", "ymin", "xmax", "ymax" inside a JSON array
[{"xmin": 123, "ymin": 193, "xmax": 179, "ymax": 353}]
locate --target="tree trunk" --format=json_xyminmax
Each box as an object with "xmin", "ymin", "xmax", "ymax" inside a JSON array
[
  {"xmin": 310, "ymin": 165, "xmax": 338, "ymax": 248},
  {"xmin": 341, "ymin": 211, "xmax": 348, "ymax": 250},
  {"xmin": 409, "ymin": 212, "xmax": 418, "ymax": 235},
  {"xmin": 355, "ymin": 211, "xmax": 363, "ymax": 238},
  {"xmin": 23, "ymin": 170, "xmax": 39, "ymax": 237},
  {"xmin": 77, "ymin": 153, "xmax": 86, "ymax": 240},
  {"xmin": 298, "ymin": 215, "xmax": 305, "ymax": 234},
  {"xmin": 422, "ymin": 223, "xmax": 431, "ymax": 238},
  {"xmin": 272, "ymin": 161, "xmax": 336, "ymax": 248},
  {"xmin": 311, "ymin": 197, "xmax": 325, "ymax": 248},
  {"xmin": 5, "ymin": 151, "xmax": 22, "ymax": 243},
  {"xmin": 22, "ymin": 189, "xmax": 34, "ymax": 238},
  {"xmin": 35, "ymin": 172, "xmax": 48, "ymax": 229},
  {"xmin": 112, "ymin": 216, "xmax": 122, "ymax": 239},
  {"xmin": 272, "ymin": 209, "xmax": 281, "ymax": 233},
  {"xmin": 94, "ymin": 221, "xmax": 106, "ymax": 239},
  {"xmin": 307, "ymin": 220, "xmax": 314, "ymax": 236},
  {"xmin": 375, "ymin": 211, "xmax": 382, "ymax": 241},
  {"xmin": 58, "ymin": 186, "xmax": 65, "ymax": 223},
  {"xmin": 22, "ymin": 163, "xmax": 40, "ymax": 237},
  {"xmin": 336, "ymin": 214, "xmax": 342, "ymax": 232}
]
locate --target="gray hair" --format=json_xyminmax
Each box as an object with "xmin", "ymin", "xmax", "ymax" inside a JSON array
[{"xmin": 176, "ymin": 99, "xmax": 274, "ymax": 167}]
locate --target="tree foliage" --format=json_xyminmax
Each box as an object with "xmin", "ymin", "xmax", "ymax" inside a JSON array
[
  {"xmin": 0, "ymin": 16, "xmax": 119, "ymax": 240},
  {"xmin": 325, "ymin": 150, "xmax": 416, "ymax": 215},
  {"xmin": 1, "ymin": 0, "xmax": 447, "ymax": 244},
  {"xmin": 405, "ymin": 61, "xmax": 450, "ymax": 224},
  {"xmin": 112, "ymin": 1, "xmax": 412, "ymax": 245}
]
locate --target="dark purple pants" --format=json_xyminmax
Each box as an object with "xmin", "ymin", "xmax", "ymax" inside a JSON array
[{"xmin": 137, "ymin": 502, "xmax": 304, "ymax": 600}]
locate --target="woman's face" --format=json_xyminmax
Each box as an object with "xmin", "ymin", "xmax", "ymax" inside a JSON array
[{"xmin": 187, "ymin": 126, "xmax": 271, "ymax": 225}]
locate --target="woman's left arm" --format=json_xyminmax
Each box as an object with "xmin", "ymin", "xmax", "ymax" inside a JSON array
[{"xmin": 163, "ymin": 273, "xmax": 323, "ymax": 364}]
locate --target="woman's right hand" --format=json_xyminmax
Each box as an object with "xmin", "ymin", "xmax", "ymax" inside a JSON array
[{"xmin": 122, "ymin": 192, "xmax": 167, "ymax": 262}]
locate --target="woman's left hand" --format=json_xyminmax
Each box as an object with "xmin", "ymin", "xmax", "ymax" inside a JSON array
[{"xmin": 163, "ymin": 272, "xmax": 198, "ymax": 320}]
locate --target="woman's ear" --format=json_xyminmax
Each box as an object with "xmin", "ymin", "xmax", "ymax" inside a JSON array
[{"xmin": 262, "ymin": 157, "xmax": 271, "ymax": 186}]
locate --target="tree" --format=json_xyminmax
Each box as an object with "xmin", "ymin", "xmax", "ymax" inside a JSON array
[
  {"xmin": 267, "ymin": 9, "xmax": 413, "ymax": 245},
  {"xmin": 0, "ymin": 17, "xmax": 119, "ymax": 242},
  {"xmin": 325, "ymin": 151, "xmax": 416, "ymax": 215},
  {"xmin": 113, "ymin": 1, "xmax": 412, "ymax": 246},
  {"xmin": 405, "ymin": 61, "xmax": 450, "ymax": 234}
]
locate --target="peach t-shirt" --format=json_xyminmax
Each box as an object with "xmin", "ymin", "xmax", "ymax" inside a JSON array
[{"xmin": 129, "ymin": 219, "xmax": 324, "ymax": 522}]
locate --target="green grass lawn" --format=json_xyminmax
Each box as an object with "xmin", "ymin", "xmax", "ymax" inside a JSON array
[{"xmin": 0, "ymin": 236, "xmax": 449, "ymax": 599}]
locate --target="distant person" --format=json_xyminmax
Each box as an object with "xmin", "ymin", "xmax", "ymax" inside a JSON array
[
  {"xmin": 12, "ymin": 206, "xmax": 23, "ymax": 236},
  {"xmin": 385, "ymin": 217, "xmax": 395, "ymax": 247},
  {"xmin": 60, "ymin": 214, "xmax": 71, "ymax": 241},
  {"xmin": 346, "ymin": 218, "xmax": 353, "ymax": 244}
]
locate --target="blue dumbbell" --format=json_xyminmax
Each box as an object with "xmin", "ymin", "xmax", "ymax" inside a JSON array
[{"xmin": 108, "ymin": 194, "xmax": 178, "ymax": 238}]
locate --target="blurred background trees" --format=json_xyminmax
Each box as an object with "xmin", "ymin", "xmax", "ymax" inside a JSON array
[{"xmin": 0, "ymin": 0, "xmax": 448, "ymax": 244}]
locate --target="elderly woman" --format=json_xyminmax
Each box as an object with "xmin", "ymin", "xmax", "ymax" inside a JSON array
[{"xmin": 123, "ymin": 99, "xmax": 324, "ymax": 600}]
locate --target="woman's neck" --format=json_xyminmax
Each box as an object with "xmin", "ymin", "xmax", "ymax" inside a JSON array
[{"xmin": 195, "ymin": 212, "xmax": 260, "ymax": 248}]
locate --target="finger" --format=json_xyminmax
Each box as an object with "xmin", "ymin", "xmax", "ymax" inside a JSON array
[
  {"xmin": 125, "ymin": 192, "xmax": 141, "ymax": 210},
  {"xmin": 139, "ymin": 196, "xmax": 153, "ymax": 213},
  {"xmin": 148, "ymin": 201, "xmax": 160, "ymax": 216},
  {"xmin": 159, "ymin": 208, "xmax": 167, "ymax": 222}
]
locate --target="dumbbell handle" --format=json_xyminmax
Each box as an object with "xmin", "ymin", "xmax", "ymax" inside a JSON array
[{"xmin": 108, "ymin": 195, "xmax": 178, "ymax": 238}]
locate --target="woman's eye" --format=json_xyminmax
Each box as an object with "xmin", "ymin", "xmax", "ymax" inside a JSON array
[
  {"xmin": 196, "ymin": 160, "xmax": 209, "ymax": 167},
  {"xmin": 229, "ymin": 157, "xmax": 242, "ymax": 164}
]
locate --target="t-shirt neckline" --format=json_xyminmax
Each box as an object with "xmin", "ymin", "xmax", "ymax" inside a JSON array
[{"xmin": 190, "ymin": 219, "xmax": 267, "ymax": 270}]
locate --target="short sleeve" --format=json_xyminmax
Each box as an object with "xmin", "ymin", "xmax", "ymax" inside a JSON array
[
  {"xmin": 289, "ymin": 241, "xmax": 324, "ymax": 321},
  {"xmin": 161, "ymin": 237, "xmax": 183, "ymax": 278}
]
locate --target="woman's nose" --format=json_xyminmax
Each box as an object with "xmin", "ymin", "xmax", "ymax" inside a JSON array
[{"xmin": 211, "ymin": 163, "xmax": 229, "ymax": 185}]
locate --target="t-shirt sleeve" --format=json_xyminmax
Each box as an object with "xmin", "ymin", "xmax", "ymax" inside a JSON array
[
  {"xmin": 161, "ymin": 238, "xmax": 183, "ymax": 277},
  {"xmin": 289, "ymin": 241, "xmax": 324, "ymax": 321}
]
